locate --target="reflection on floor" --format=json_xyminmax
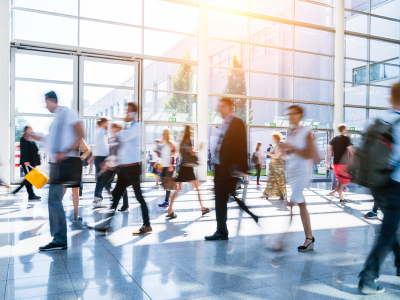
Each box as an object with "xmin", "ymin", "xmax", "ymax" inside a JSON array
[{"xmin": 0, "ymin": 180, "xmax": 398, "ymax": 299}]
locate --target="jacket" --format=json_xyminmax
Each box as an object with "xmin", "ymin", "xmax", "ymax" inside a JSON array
[
  {"xmin": 20, "ymin": 137, "xmax": 40, "ymax": 167},
  {"xmin": 215, "ymin": 117, "xmax": 248, "ymax": 182}
]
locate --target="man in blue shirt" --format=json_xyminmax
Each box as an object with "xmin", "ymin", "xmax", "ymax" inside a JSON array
[{"xmin": 358, "ymin": 82, "xmax": 400, "ymax": 295}]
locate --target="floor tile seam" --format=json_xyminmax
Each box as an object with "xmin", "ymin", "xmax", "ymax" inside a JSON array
[
  {"xmin": 60, "ymin": 249, "xmax": 77, "ymax": 296},
  {"xmin": 3, "ymin": 263, "xmax": 9, "ymax": 300}
]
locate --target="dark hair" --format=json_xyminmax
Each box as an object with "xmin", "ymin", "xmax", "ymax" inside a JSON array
[
  {"xmin": 179, "ymin": 125, "xmax": 192, "ymax": 155},
  {"xmin": 99, "ymin": 117, "xmax": 108, "ymax": 125},
  {"xmin": 127, "ymin": 102, "xmax": 138, "ymax": 112},
  {"xmin": 392, "ymin": 82, "xmax": 400, "ymax": 105},
  {"xmin": 24, "ymin": 125, "xmax": 31, "ymax": 132},
  {"xmin": 219, "ymin": 97, "xmax": 233, "ymax": 108},
  {"xmin": 287, "ymin": 105, "xmax": 304, "ymax": 115},
  {"xmin": 96, "ymin": 120, "xmax": 102, "ymax": 127},
  {"xmin": 45, "ymin": 91, "xmax": 58, "ymax": 103}
]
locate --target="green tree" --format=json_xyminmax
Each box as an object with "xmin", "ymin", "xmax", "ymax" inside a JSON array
[
  {"xmin": 164, "ymin": 50, "xmax": 196, "ymax": 121},
  {"xmin": 15, "ymin": 111, "xmax": 28, "ymax": 142}
]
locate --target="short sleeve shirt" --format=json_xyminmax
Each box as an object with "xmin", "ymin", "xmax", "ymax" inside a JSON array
[{"xmin": 329, "ymin": 135, "xmax": 352, "ymax": 165}]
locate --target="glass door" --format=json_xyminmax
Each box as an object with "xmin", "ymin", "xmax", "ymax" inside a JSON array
[{"xmin": 311, "ymin": 130, "xmax": 330, "ymax": 180}]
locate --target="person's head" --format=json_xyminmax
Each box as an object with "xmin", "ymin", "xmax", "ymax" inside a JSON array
[
  {"xmin": 390, "ymin": 82, "xmax": 400, "ymax": 109},
  {"xmin": 271, "ymin": 132, "xmax": 283, "ymax": 144},
  {"xmin": 24, "ymin": 125, "xmax": 33, "ymax": 134},
  {"xmin": 45, "ymin": 91, "xmax": 58, "ymax": 113},
  {"xmin": 218, "ymin": 97, "xmax": 233, "ymax": 119},
  {"xmin": 338, "ymin": 123, "xmax": 347, "ymax": 135},
  {"xmin": 126, "ymin": 102, "xmax": 138, "ymax": 122},
  {"xmin": 99, "ymin": 117, "xmax": 109, "ymax": 129},
  {"xmin": 208, "ymin": 150, "xmax": 210, "ymax": 153},
  {"xmin": 287, "ymin": 105, "xmax": 303, "ymax": 126},
  {"xmin": 96, "ymin": 120, "xmax": 102, "ymax": 128},
  {"xmin": 111, "ymin": 122, "xmax": 122, "ymax": 134},
  {"xmin": 182, "ymin": 125, "xmax": 192, "ymax": 142},
  {"xmin": 255, "ymin": 142, "xmax": 262, "ymax": 152},
  {"xmin": 154, "ymin": 139, "xmax": 160, "ymax": 145},
  {"xmin": 269, "ymin": 144, "xmax": 272, "ymax": 147},
  {"xmin": 163, "ymin": 128, "xmax": 173, "ymax": 145}
]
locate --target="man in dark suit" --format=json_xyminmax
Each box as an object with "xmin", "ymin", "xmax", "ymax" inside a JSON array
[
  {"xmin": 205, "ymin": 97, "xmax": 248, "ymax": 241},
  {"xmin": 207, "ymin": 150, "xmax": 212, "ymax": 171}
]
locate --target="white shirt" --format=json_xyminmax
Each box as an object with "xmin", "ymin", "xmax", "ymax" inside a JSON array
[
  {"xmin": 117, "ymin": 121, "xmax": 142, "ymax": 165},
  {"xmin": 94, "ymin": 127, "xmax": 110, "ymax": 157},
  {"xmin": 46, "ymin": 106, "xmax": 80, "ymax": 163},
  {"xmin": 160, "ymin": 143, "xmax": 172, "ymax": 167}
]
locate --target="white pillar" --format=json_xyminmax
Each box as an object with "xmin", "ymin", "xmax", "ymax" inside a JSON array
[
  {"xmin": 0, "ymin": 0, "xmax": 10, "ymax": 183},
  {"xmin": 197, "ymin": 0, "xmax": 208, "ymax": 181},
  {"xmin": 334, "ymin": 0, "xmax": 344, "ymax": 135}
]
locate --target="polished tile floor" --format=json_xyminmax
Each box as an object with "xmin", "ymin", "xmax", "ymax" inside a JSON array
[{"xmin": 0, "ymin": 179, "xmax": 399, "ymax": 299}]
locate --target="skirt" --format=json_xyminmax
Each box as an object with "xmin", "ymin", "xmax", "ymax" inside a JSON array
[
  {"xmin": 287, "ymin": 161, "xmax": 310, "ymax": 204},
  {"xmin": 176, "ymin": 166, "xmax": 196, "ymax": 182}
]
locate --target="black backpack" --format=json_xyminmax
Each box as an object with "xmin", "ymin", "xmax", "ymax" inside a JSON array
[{"xmin": 351, "ymin": 117, "xmax": 400, "ymax": 189}]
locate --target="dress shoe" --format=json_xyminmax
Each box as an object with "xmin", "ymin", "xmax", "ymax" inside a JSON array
[
  {"xmin": 205, "ymin": 232, "xmax": 228, "ymax": 241},
  {"xmin": 28, "ymin": 195, "xmax": 41, "ymax": 200}
]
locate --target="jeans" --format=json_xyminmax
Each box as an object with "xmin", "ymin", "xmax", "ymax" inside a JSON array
[
  {"xmin": 102, "ymin": 168, "xmax": 128, "ymax": 207},
  {"xmin": 48, "ymin": 183, "xmax": 67, "ymax": 245},
  {"xmin": 111, "ymin": 164, "xmax": 150, "ymax": 226},
  {"xmin": 94, "ymin": 156, "xmax": 106, "ymax": 198},
  {"xmin": 214, "ymin": 180, "xmax": 237, "ymax": 236},
  {"xmin": 255, "ymin": 164, "xmax": 261, "ymax": 184},
  {"xmin": 359, "ymin": 180, "xmax": 400, "ymax": 286}
]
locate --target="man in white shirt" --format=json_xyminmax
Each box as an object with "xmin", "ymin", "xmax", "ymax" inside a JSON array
[
  {"xmin": 93, "ymin": 117, "xmax": 109, "ymax": 207},
  {"xmin": 38, "ymin": 91, "xmax": 84, "ymax": 251}
]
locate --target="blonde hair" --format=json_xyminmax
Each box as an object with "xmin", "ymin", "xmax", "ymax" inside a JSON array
[
  {"xmin": 255, "ymin": 142, "xmax": 262, "ymax": 152},
  {"xmin": 163, "ymin": 128, "xmax": 173, "ymax": 145},
  {"xmin": 272, "ymin": 132, "xmax": 283, "ymax": 142}
]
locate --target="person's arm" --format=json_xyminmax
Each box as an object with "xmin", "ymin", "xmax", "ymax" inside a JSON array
[
  {"xmin": 347, "ymin": 144, "xmax": 355, "ymax": 156},
  {"xmin": 232, "ymin": 119, "xmax": 249, "ymax": 176},
  {"xmin": 56, "ymin": 121, "xmax": 84, "ymax": 163},
  {"xmin": 118, "ymin": 123, "xmax": 141, "ymax": 142},
  {"xmin": 280, "ymin": 132, "xmax": 313, "ymax": 159},
  {"xmin": 325, "ymin": 144, "xmax": 333, "ymax": 168},
  {"xmin": 80, "ymin": 139, "xmax": 91, "ymax": 160}
]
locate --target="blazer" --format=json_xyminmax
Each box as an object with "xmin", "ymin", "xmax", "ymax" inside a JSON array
[
  {"xmin": 20, "ymin": 137, "xmax": 40, "ymax": 167},
  {"xmin": 215, "ymin": 116, "xmax": 248, "ymax": 182}
]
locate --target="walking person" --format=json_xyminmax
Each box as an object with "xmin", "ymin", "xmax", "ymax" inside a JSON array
[
  {"xmin": 363, "ymin": 201, "xmax": 379, "ymax": 219},
  {"xmin": 251, "ymin": 142, "xmax": 262, "ymax": 186},
  {"xmin": 276, "ymin": 105, "xmax": 319, "ymax": 251},
  {"xmin": 261, "ymin": 132, "xmax": 287, "ymax": 200},
  {"xmin": 358, "ymin": 82, "xmax": 400, "ymax": 295},
  {"xmin": 93, "ymin": 118, "xmax": 109, "ymax": 208},
  {"xmin": 151, "ymin": 139, "xmax": 162, "ymax": 189},
  {"xmin": 158, "ymin": 129, "xmax": 176, "ymax": 208},
  {"xmin": 325, "ymin": 124, "xmax": 354, "ymax": 203},
  {"xmin": 37, "ymin": 91, "xmax": 84, "ymax": 251},
  {"xmin": 207, "ymin": 150, "xmax": 212, "ymax": 171},
  {"xmin": 166, "ymin": 125, "xmax": 211, "ymax": 219},
  {"xmin": 205, "ymin": 97, "xmax": 249, "ymax": 241},
  {"xmin": 12, "ymin": 125, "xmax": 41, "ymax": 200}
]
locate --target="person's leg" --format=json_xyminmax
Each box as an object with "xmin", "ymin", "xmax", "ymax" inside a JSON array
[
  {"xmin": 256, "ymin": 164, "xmax": 261, "ymax": 184},
  {"xmin": 72, "ymin": 187, "xmax": 80, "ymax": 218},
  {"xmin": 372, "ymin": 200, "xmax": 379, "ymax": 214},
  {"xmin": 121, "ymin": 189, "xmax": 129, "ymax": 207},
  {"xmin": 110, "ymin": 167, "xmax": 130, "ymax": 209},
  {"xmin": 155, "ymin": 174, "xmax": 159, "ymax": 186},
  {"xmin": 191, "ymin": 180, "xmax": 205, "ymax": 209},
  {"xmin": 130, "ymin": 165, "xmax": 150, "ymax": 227},
  {"xmin": 298, "ymin": 202, "xmax": 313, "ymax": 246},
  {"xmin": 331, "ymin": 172, "xmax": 338, "ymax": 191},
  {"xmin": 21, "ymin": 166, "xmax": 36, "ymax": 198},
  {"xmin": 48, "ymin": 183, "xmax": 67, "ymax": 245},
  {"xmin": 337, "ymin": 181, "xmax": 344, "ymax": 200},
  {"xmin": 167, "ymin": 183, "xmax": 181, "ymax": 215},
  {"xmin": 214, "ymin": 181, "xmax": 234, "ymax": 236},
  {"xmin": 94, "ymin": 156, "xmax": 105, "ymax": 198}
]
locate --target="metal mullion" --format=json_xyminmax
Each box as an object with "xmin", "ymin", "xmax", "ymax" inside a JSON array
[
  {"xmin": 291, "ymin": 22, "xmax": 295, "ymax": 101},
  {"xmin": 10, "ymin": 50, "xmax": 16, "ymax": 182},
  {"xmin": 83, "ymin": 83, "xmax": 136, "ymax": 90},
  {"xmin": 370, "ymin": 60, "xmax": 400, "ymax": 67},
  {"xmin": 14, "ymin": 113, "xmax": 55, "ymax": 118},
  {"xmin": 143, "ymin": 88, "xmax": 197, "ymax": 95},
  {"xmin": 142, "ymin": 0, "xmax": 144, "ymax": 55},
  {"xmin": 344, "ymin": 31, "xmax": 400, "ymax": 44},
  {"xmin": 83, "ymin": 116, "xmax": 125, "ymax": 120},
  {"xmin": 14, "ymin": 77, "xmax": 74, "ymax": 85},
  {"xmin": 144, "ymin": 26, "xmax": 198, "ymax": 37},
  {"xmin": 249, "ymin": 42, "xmax": 334, "ymax": 57},
  {"xmin": 246, "ymin": 14, "xmax": 250, "ymax": 127},
  {"xmin": 209, "ymin": 37, "xmax": 248, "ymax": 45},
  {"xmin": 156, "ymin": 0, "xmax": 199, "ymax": 7},
  {"xmin": 78, "ymin": 0, "xmax": 80, "ymax": 47},
  {"xmin": 344, "ymin": 8, "xmax": 370, "ymax": 16},
  {"xmin": 343, "ymin": 104, "xmax": 387, "ymax": 110},
  {"xmin": 298, "ymin": 0, "xmax": 334, "ymax": 8}
]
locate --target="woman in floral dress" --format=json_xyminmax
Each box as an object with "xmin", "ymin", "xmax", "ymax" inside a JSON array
[{"xmin": 261, "ymin": 132, "xmax": 287, "ymax": 200}]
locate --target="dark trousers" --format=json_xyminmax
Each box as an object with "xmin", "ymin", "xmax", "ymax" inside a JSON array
[
  {"xmin": 102, "ymin": 168, "xmax": 128, "ymax": 207},
  {"xmin": 14, "ymin": 165, "xmax": 35, "ymax": 197},
  {"xmin": 111, "ymin": 164, "xmax": 150, "ymax": 226},
  {"xmin": 372, "ymin": 200, "xmax": 379, "ymax": 213},
  {"xmin": 208, "ymin": 161, "xmax": 211, "ymax": 171},
  {"xmin": 214, "ymin": 180, "xmax": 237, "ymax": 236},
  {"xmin": 94, "ymin": 156, "xmax": 106, "ymax": 198},
  {"xmin": 359, "ymin": 180, "xmax": 400, "ymax": 285},
  {"xmin": 255, "ymin": 164, "xmax": 261, "ymax": 184}
]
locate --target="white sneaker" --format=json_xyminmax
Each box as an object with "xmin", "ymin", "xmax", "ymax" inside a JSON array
[
  {"xmin": 151, "ymin": 185, "xmax": 159, "ymax": 189},
  {"xmin": 358, "ymin": 282, "xmax": 385, "ymax": 295},
  {"xmin": 93, "ymin": 200, "xmax": 107, "ymax": 208}
]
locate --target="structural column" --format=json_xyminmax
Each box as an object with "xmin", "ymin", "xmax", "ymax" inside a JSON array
[
  {"xmin": 0, "ymin": 0, "xmax": 10, "ymax": 183},
  {"xmin": 197, "ymin": 0, "xmax": 208, "ymax": 181},
  {"xmin": 334, "ymin": 0, "xmax": 345, "ymax": 135}
]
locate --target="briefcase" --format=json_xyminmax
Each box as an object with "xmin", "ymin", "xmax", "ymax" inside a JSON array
[{"xmin": 24, "ymin": 166, "xmax": 49, "ymax": 189}]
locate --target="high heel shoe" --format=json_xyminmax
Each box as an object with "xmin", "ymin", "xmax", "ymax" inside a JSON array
[{"xmin": 298, "ymin": 237, "xmax": 315, "ymax": 252}]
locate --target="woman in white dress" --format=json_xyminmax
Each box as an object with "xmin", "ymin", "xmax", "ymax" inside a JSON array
[{"xmin": 278, "ymin": 105, "xmax": 317, "ymax": 252}]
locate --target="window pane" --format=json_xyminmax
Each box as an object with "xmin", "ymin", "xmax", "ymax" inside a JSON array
[
  {"xmin": 371, "ymin": 0, "xmax": 400, "ymax": 20},
  {"xmin": 294, "ymin": 52, "xmax": 332, "ymax": 80},
  {"xmin": 83, "ymin": 86, "xmax": 133, "ymax": 118},
  {"xmin": 209, "ymin": 10, "xmax": 248, "ymax": 42},
  {"xmin": 249, "ymin": 100, "xmax": 290, "ymax": 126},
  {"xmin": 250, "ymin": 19, "xmax": 292, "ymax": 48},
  {"xmin": 250, "ymin": 46, "xmax": 292, "ymax": 75},
  {"xmin": 143, "ymin": 93, "xmax": 196, "ymax": 122},
  {"xmin": 299, "ymin": 104, "xmax": 332, "ymax": 129},
  {"xmin": 143, "ymin": 60, "xmax": 197, "ymax": 93},
  {"xmin": 370, "ymin": 40, "xmax": 400, "ymax": 63},
  {"xmin": 208, "ymin": 96, "xmax": 246, "ymax": 123},
  {"xmin": 370, "ymin": 63, "xmax": 400, "ymax": 84},
  {"xmin": 369, "ymin": 108, "xmax": 389, "ymax": 121},
  {"xmin": 344, "ymin": 107, "xmax": 367, "ymax": 130},
  {"xmin": 344, "ymin": 11, "xmax": 368, "ymax": 34},
  {"xmin": 145, "ymin": 0, "xmax": 198, "ymax": 34},
  {"xmin": 295, "ymin": 27, "xmax": 333, "ymax": 55},
  {"xmin": 344, "ymin": 83, "xmax": 367, "ymax": 105},
  {"xmin": 370, "ymin": 85, "xmax": 391, "ymax": 108},
  {"xmin": 13, "ymin": 0, "xmax": 78, "ymax": 15},
  {"xmin": 15, "ymin": 53, "xmax": 74, "ymax": 82},
  {"xmin": 345, "ymin": 59, "xmax": 367, "ymax": 82},
  {"xmin": 80, "ymin": 0, "xmax": 142, "ymax": 25},
  {"xmin": 84, "ymin": 60, "xmax": 135, "ymax": 87},
  {"xmin": 209, "ymin": 40, "xmax": 248, "ymax": 68},
  {"xmin": 371, "ymin": 16, "xmax": 400, "ymax": 40},
  {"xmin": 344, "ymin": 35, "xmax": 367, "ymax": 60},
  {"xmin": 251, "ymin": 0, "xmax": 293, "ymax": 19},
  {"xmin": 80, "ymin": 20, "xmax": 141, "ymax": 53},
  {"xmin": 295, "ymin": 0, "xmax": 333, "ymax": 27},
  {"xmin": 209, "ymin": 0, "xmax": 249, "ymax": 11},
  {"xmin": 345, "ymin": 0, "xmax": 368, "ymax": 11},
  {"xmin": 294, "ymin": 78, "xmax": 332, "ymax": 103},
  {"xmin": 249, "ymin": 73, "xmax": 291, "ymax": 99},
  {"xmin": 15, "ymin": 80, "xmax": 73, "ymax": 114},
  {"xmin": 209, "ymin": 68, "xmax": 247, "ymax": 95},
  {"xmin": 144, "ymin": 29, "xmax": 198, "ymax": 60},
  {"xmin": 12, "ymin": 10, "xmax": 78, "ymax": 46}
]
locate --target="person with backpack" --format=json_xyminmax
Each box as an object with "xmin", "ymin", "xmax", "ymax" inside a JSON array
[
  {"xmin": 325, "ymin": 124, "xmax": 354, "ymax": 203},
  {"xmin": 251, "ymin": 142, "xmax": 262, "ymax": 186}
]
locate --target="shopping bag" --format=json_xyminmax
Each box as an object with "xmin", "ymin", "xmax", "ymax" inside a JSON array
[{"xmin": 24, "ymin": 166, "xmax": 49, "ymax": 189}]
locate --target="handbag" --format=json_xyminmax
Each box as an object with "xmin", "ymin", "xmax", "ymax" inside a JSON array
[
  {"xmin": 251, "ymin": 152, "xmax": 258, "ymax": 165},
  {"xmin": 162, "ymin": 171, "xmax": 177, "ymax": 190},
  {"xmin": 182, "ymin": 151, "xmax": 199, "ymax": 167},
  {"xmin": 24, "ymin": 165, "xmax": 49, "ymax": 189}
]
